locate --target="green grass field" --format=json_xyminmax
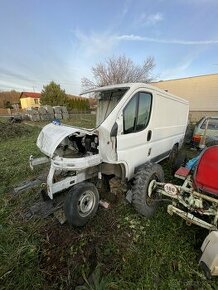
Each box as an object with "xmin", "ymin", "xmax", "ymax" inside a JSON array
[{"xmin": 0, "ymin": 116, "xmax": 217, "ymax": 290}]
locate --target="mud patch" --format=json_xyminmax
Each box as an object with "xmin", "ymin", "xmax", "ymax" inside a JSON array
[{"xmin": 39, "ymin": 203, "xmax": 132, "ymax": 289}]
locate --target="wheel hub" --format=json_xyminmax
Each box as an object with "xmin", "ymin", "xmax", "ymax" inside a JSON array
[
  {"xmin": 146, "ymin": 179, "xmax": 158, "ymax": 206},
  {"xmin": 78, "ymin": 190, "xmax": 96, "ymax": 217},
  {"xmin": 148, "ymin": 179, "xmax": 157, "ymax": 198}
]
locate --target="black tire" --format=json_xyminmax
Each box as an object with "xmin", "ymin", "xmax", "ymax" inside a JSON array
[
  {"xmin": 171, "ymin": 150, "xmax": 188, "ymax": 175},
  {"xmin": 168, "ymin": 144, "xmax": 179, "ymax": 165},
  {"xmin": 132, "ymin": 162, "xmax": 164, "ymax": 217},
  {"xmin": 64, "ymin": 182, "xmax": 99, "ymax": 227},
  {"xmin": 199, "ymin": 261, "xmax": 212, "ymax": 280},
  {"xmin": 40, "ymin": 189, "xmax": 50, "ymax": 201},
  {"xmin": 184, "ymin": 124, "xmax": 194, "ymax": 144}
]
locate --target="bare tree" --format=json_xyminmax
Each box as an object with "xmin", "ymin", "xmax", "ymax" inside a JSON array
[{"xmin": 81, "ymin": 55, "xmax": 155, "ymax": 90}]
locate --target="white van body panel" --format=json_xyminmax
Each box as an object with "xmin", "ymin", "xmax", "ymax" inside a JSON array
[
  {"xmin": 95, "ymin": 83, "xmax": 189, "ymax": 178},
  {"xmin": 33, "ymin": 83, "xmax": 189, "ymax": 198}
]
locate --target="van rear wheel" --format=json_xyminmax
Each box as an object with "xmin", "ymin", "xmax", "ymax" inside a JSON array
[
  {"xmin": 169, "ymin": 144, "xmax": 178, "ymax": 165},
  {"xmin": 64, "ymin": 182, "xmax": 99, "ymax": 227},
  {"xmin": 171, "ymin": 150, "xmax": 187, "ymax": 175},
  {"xmin": 132, "ymin": 162, "xmax": 164, "ymax": 217}
]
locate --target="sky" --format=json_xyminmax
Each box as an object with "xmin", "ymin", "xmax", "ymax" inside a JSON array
[{"xmin": 0, "ymin": 0, "xmax": 218, "ymax": 94}]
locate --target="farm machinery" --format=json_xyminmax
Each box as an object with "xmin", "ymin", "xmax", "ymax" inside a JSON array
[{"xmin": 132, "ymin": 145, "xmax": 218, "ymax": 278}]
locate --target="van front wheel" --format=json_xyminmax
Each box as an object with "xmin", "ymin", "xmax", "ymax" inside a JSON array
[
  {"xmin": 132, "ymin": 162, "xmax": 164, "ymax": 217},
  {"xmin": 64, "ymin": 182, "xmax": 99, "ymax": 227}
]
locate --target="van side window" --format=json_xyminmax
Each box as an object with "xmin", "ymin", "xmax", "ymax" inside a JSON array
[
  {"xmin": 123, "ymin": 92, "xmax": 152, "ymax": 134},
  {"xmin": 136, "ymin": 92, "xmax": 152, "ymax": 131},
  {"xmin": 123, "ymin": 94, "xmax": 137, "ymax": 134}
]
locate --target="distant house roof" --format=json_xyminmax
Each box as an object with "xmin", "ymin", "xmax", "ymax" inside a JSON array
[{"xmin": 20, "ymin": 92, "xmax": 41, "ymax": 99}]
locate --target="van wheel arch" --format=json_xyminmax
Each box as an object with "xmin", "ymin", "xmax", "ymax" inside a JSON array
[{"xmin": 101, "ymin": 163, "xmax": 126, "ymax": 180}]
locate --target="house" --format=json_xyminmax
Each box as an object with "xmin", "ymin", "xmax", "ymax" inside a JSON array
[
  {"xmin": 152, "ymin": 73, "xmax": 218, "ymax": 122},
  {"xmin": 20, "ymin": 92, "xmax": 41, "ymax": 109}
]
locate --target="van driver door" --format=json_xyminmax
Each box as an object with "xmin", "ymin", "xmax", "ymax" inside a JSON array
[{"xmin": 116, "ymin": 91, "xmax": 153, "ymax": 177}]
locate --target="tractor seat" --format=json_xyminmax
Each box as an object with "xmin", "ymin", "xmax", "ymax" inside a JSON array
[{"xmin": 193, "ymin": 145, "xmax": 218, "ymax": 195}]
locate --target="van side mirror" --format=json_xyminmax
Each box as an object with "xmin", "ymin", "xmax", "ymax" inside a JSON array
[{"xmin": 110, "ymin": 122, "xmax": 118, "ymax": 137}]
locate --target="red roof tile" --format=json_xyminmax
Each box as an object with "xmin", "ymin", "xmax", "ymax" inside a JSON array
[{"xmin": 20, "ymin": 92, "xmax": 41, "ymax": 99}]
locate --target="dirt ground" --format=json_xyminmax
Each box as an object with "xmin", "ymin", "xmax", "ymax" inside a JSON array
[{"xmin": 36, "ymin": 188, "xmax": 131, "ymax": 289}]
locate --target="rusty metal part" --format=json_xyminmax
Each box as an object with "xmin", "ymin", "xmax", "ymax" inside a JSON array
[
  {"xmin": 156, "ymin": 179, "xmax": 218, "ymax": 205},
  {"xmin": 153, "ymin": 178, "xmax": 218, "ymax": 229},
  {"xmin": 167, "ymin": 205, "xmax": 217, "ymax": 231}
]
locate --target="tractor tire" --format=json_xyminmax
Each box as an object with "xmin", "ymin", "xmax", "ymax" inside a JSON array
[
  {"xmin": 171, "ymin": 150, "xmax": 188, "ymax": 175},
  {"xmin": 168, "ymin": 144, "xmax": 179, "ymax": 165},
  {"xmin": 132, "ymin": 162, "xmax": 164, "ymax": 217},
  {"xmin": 64, "ymin": 182, "xmax": 99, "ymax": 227}
]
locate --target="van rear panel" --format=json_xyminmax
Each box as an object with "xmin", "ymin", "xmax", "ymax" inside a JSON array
[{"xmin": 150, "ymin": 92, "xmax": 189, "ymax": 160}]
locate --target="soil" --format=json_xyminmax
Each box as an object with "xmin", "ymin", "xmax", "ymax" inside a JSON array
[{"xmin": 39, "ymin": 195, "xmax": 130, "ymax": 289}]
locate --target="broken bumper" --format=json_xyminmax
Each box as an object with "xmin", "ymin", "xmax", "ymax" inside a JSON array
[
  {"xmin": 29, "ymin": 155, "xmax": 50, "ymax": 170},
  {"xmin": 30, "ymin": 154, "xmax": 101, "ymax": 199}
]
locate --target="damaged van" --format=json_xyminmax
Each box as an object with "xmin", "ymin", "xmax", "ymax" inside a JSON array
[{"xmin": 30, "ymin": 83, "xmax": 189, "ymax": 226}]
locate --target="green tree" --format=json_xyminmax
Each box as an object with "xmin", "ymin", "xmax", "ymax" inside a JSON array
[{"xmin": 40, "ymin": 81, "xmax": 67, "ymax": 106}]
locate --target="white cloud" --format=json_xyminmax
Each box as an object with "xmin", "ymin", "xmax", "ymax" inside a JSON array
[
  {"xmin": 116, "ymin": 34, "xmax": 218, "ymax": 45},
  {"xmin": 73, "ymin": 30, "xmax": 119, "ymax": 58},
  {"xmin": 70, "ymin": 30, "xmax": 218, "ymax": 92},
  {"xmin": 73, "ymin": 30, "xmax": 218, "ymax": 61},
  {"xmin": 159, "ymin": 52, "xmax": 202, "ymax": 80},
  {"xmin": 0, "ymin": 79, "xmax": 34, "ymax": 91},
  {"xmin": 138, "ymin": 12, "xmax": 164, "ymax": 26},
  {"xmin": 147, "ymin": 13, "xmax": 163, "ymax": 25},
  {"xmin": 122, "ymin": 0, "xmax": 132, "ymax": 18},
  {"xmin": 185, "ymin": 0, "xmax": 217, "ymax": 3},
  {"xmin": 161, "ymin": 60, "xmax": 193, "ymax": 79}
]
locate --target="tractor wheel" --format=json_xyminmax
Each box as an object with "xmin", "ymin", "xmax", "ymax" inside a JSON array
[
  {"xmin": 132, "ymin": 162, "xmax": 164, "ymax": 217},
  {"xmin": 64, "ymin": 182, "xmax": 99, "ymax": 227},
  {"xmin": 168, "ymin": 144, "xmax": 178, "ymax": 165},
  {"xmin": 171, "ymin": 150, "xmax": 188, "ymax": 175}
]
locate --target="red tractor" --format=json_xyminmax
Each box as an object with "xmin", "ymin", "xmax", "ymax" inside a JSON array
[{"xmin": 132, "ymin": 145, "xmax": 218, "ymax": 278}]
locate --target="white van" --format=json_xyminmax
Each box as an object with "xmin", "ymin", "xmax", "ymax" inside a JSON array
[{"xmin": 31, "ymin": 83, "xmax": 189, "ymax": 226}]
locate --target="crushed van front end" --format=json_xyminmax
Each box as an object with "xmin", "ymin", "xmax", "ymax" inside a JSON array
[{"xmin": 30, "ymin": 123, "xmax": 101, "ymax": 199}]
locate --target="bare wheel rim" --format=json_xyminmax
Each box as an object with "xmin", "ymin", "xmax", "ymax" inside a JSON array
[
  {"xmin": 77, "ymin": 190, "xmax": 96, "ymax": 217},
  {"xmin": 146, "ymin": 175, "xmax": 158, "ymax": 206}
]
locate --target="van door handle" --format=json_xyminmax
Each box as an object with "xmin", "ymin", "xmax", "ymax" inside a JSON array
[{"xmin": 147, "ymin": 130, "xmax": 152, "ymax": 141}]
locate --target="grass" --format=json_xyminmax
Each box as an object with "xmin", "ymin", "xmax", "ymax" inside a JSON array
[
  {"xmin": 23, "ymin": 113, "xmax": 96, "ymax": 129},
  {"xmin": 0, "ymin": 115, "xmax": 218, "ymax": 289}
]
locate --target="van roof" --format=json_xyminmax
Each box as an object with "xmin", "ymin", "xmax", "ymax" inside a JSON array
[
  {"xmin": 80, "ymin": 83, "xmax": 188, "ymax": 104},
  {"xmin": 80, "ymin": 83, "xmax": 131, "ymax": 94}
]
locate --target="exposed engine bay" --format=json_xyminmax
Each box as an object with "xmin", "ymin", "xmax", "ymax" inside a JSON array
[
  {"xmin": 35, "ymin": 123, "xmax": 99, "ymax": 159},
  {"xmin": 29, "ymin": 123, "xmax": 102, "ymax": 199},
  {"xmin": 54, "ymin": 132, "xmax": 99, "ymax": 158}
]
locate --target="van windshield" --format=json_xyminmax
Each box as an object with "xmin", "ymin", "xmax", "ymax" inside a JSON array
[{"xmin": 95, "ymin": 88, "xmax": 129, "ymax": 126}]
